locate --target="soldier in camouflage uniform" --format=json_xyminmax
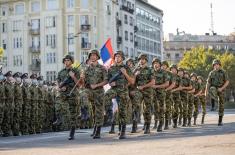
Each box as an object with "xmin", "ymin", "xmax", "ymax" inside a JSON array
[
  {"xmin": 197, "ymin": 76, "xmax": 206, "ymax": 124},
  {"xmin": 0, "ymin": 72, "xmax": 5, "ymax": 136},
  {"xmin": 56, "ymin": 54, "xmax": 82, "ymax": 140},
  {"xmin": 170, "ymin": 65, "xmax": 182, "ymax": 128},
  {"xmin": 2, "ymin": 71, "xmax": 14, "ymax": 137},
  {"xmin": 104, "ymin": 51, "xmax": 134, "ymax": 139},
  {"xmin": 29, "ymin": 74, "xmax": 38, "ymax": 134},
  {"xmin": 152, "ymin": 58, "xmax": 169, "ymax": 132},
  {"xmin": 133, "ymin": 54, "xmax": 154, "ymax": 134},
  {"xmin": 20, "ymin": 73, "xmax": 31, "ymax": 135},
  {"xmin": 205, "ymin": 59, "xmax": 229, "ymax": 126},
  {"xmin": 187, "ymin": 73, "xmax": 197, "ymax": 126},
  {"xmin": 84, "ymin": 49, "xmax": 108, "ymax": 139},
  {"xmin": 161, "ymin": 61, "xmax": 172, "ymax": 129},
  {"xmin": 12, "ymin": 72, "xmax": 23, "ymax": 136},
  {"xmin": 193, "ymin": 75, "xmax": 202, "ymax": 125}
]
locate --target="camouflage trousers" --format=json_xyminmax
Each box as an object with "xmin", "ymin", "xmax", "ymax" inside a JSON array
[
  {"xmin": 68, "ymin": 97, "xmax": 79, "ymax": 128},
  {"xmin": 165, "ymin": 91, "xmax": 172, "ymax": 121},
  {"xmin": 37, "ymin": 100, "xmax": 45, "ymax": 133},
  {"xmin": 153, "ymin": 89, "xmax": 165, "ymax": 123},
  {"xmin": 29, "ymin": 100, "xmax": 38, "ymax": 134},
  {"xmin": 193, "ymin": 97, "xmax": 199, "ymax": 118},
  {"xmin": 21, "ymin": 100, "xmax": 31, "ymax": 135},
  {"xmin": 180, "ymin": 92, "xmax": 188, "ymax": 119},
  {"xmin": 44, "ymin": 102, "xmax": 54, "ymax": 132},
  {"xmin": 172, "ymin": 92, "xmax": 181, "ymax": 120},
  {"xmin": 187, "ymin": 94, "xmax": 194, "ymax": 119},
  {"xmin": 129, "ymin": 90, "xmax": 142, "ymax": 123},
  {"xmin": 2, "ymin": 99, "xmax": 14, "ymax": 135},
  {"xmin": 217, "ymin": 92, "xmax": 225, "ymax": 116},
  {"xmin": 0, "ymin": 100, "xmax": 4, "ymax": 132},
  {"xmin": 89, "ymin": 88, "xmax": 105, "ymax": 127},
  {"xmin": 200, "ymin": 96, "xmax": 206, "ymax": 115},
  {"xmin": 104, "ymin": 88, "xmax": 129, "ymax": 125},
  {"xmin": 12, "ymin": 99, "xmax": 22, "ymax": 135},
  {"xmin": 134, "ymin": 88, "xmax": 153, "ymax": 124}
]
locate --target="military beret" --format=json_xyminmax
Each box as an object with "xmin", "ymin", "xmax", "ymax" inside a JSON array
[
  {"xmin": 4, "ymin": 71, "xmax": 12, "ymax": 77},
  {"xmin": 13, "ymin": 72, "xmax": 21, "ymax": 78},
  {"xmin": 37, "ymin": 75, "xmax": 43, "ymax": 81},
  {"xmin": 30, "ymin": 73, "xmax": 37, "ymax": 79},
  {"xmin": 21, "ymin": 73, "xmax": 28, "ymax": 79}
]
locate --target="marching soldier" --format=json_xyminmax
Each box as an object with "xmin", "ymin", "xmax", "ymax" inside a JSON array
[
  {"xmin": 12, "ymin": 72, "xmax": 23, "ymax": 136},
  {"xmin": 104, "ymin": 51, "xmax": 134, "ymax": 139},
  {"xmin": 205, "ymin": 59, "xmax": 229, "ymax": 126},
  {"xmin": 84, "ymin": 49, "xmax": 108, "ymax": 139},
  {"xmin": 197, "ymin": 76, "xmax": 206, "ymax": 124},
  {"xmin": 152, "ymin": 58, "xmax": 169, "ymax": 132},
  {"xmin": 193, "ymin": 75, "xmax": 202, "ymax": 125},
  {"xmin": 0, "ymin": 72, "xmax": 5, "ymax": 136},
  {"xmin": 133, "ymin": 54, "xmax": 155, "ymax": 134}
]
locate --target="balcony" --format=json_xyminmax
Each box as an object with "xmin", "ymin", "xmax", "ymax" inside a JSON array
[
  {"xmin": 134, "ymin": 41, "xmax": 138, "ymax": 47},
  {"xmin": 81, "ymin": 42, "xmax": 91, "ymax": 49},
  {"xmin": 117, "ymin": 36, "xmax": 122, "ymax": 44},
  {"xmin": 30, "ymin": 28, "xmax": 40, "ymax": 35},
  {"xmin": 134, "ymin": 26, "xmax": 138, "ymax": 33},
  {"xmin": 116, "ymin": 18, "xmax": 122, "ymax": 26},
  {"xmin": 81, "ymin": 24, "xmax": 91, "ymax": 31},
  {"xmin": 121, "ymin": 5, "xmax": 134, "ymax": 14},
  {"xmin": 30, "ymin": 61, "xmax": 40, "ymax": 71},
  {"xmin": 29, "ymin": 46, "xmax": 40, "ymax": 53}
]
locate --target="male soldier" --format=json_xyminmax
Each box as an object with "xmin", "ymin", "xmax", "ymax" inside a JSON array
[
  {"xmin": 180, "ymin": 71, "xmax": 192, "ymax": 126},
  {"xmin": 193, "ymin": 75, "xmax": 202, "ymax": 125},
  {"xmin": 197, "ymin": 76, "xmax": 206, "ymax": 124},
  {"xmin": 151, "ymin": 58, "xmax": 169, "ymax": 132},
  {"xmin": 161, "ymin": 61, "xmax": 172, "ymax": 129},
  {"xmin": 187, "ymin": 73, "xmax": 197, "ymax": 126},
  {"xmin": 20, "ymin": 73, "xmax": 31, "ymax": 135},
  {"xmin": 104, "ymin": 51, "xmax": 134, "ymax": 139},
  {"xmin": 126, "ymin": 58, "xmax": 142, "ymax": 133},
  {"xmin": 134, "ymin": 54, "xmax": 155, "ymax": 134},
  {"xmin": 12, "ymin": 72, "xmax": 23, "ymax": 136},
  {"xmin": 170, "ymin": 65, "xmax": 182, "ymax": 128},
  {"xmin": 84, "ymin": 49, "xmax": 108, "ymax": 139},
  {"xmin": 57, "ymin": 54, "xmax": 82, "ymax": 140},
  {"xmin": 0, "ymin": 72, "xmax": 5, "ymax": 136},
  {"xmin": 205, "ymin": 59, "xmax": 229, "ymax": 126},
  {"xmin": 2, "ymin": 71, "xmax": 14, "ymax": 137},
  {"xmin": 29, "ymin": 74, "xmax": 38, "ymax": 134}
]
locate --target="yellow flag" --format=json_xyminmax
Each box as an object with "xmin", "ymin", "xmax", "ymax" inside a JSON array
[
  {"xmin": 0, "ymin": 47, "xmax": 4, "ymax": 57},
  {"xmin": 72, "ymin": 60, "xmax": 81, "ymax": 68}
]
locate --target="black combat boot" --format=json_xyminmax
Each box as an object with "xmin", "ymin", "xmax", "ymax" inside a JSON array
[
  {"xmin": 142, "ymin": 122, "xmax": 146, "ymax": 130},
  {"xmin": 157, "ymin": 120, "xmax": 163, "ymax": 132},
  {"xmin": 90, "ymin": 126, "xmax": 96, "ymax": 137},
  {"xmin": 173, "ymin": 119, "xmax": 178, "ymax": 128},
  {"xmin": 118, "ymin": 124, "xmax": 121, "ymax": 135},
  {"xmin": 188, "ymin": 118, "xmax": 192, "ymax": 127},
  {"xmin": 218, "ymin": 116, "xmax": 223, "ymax": 126},
  {"xmin": 93, "ymin": 126, "xmax": 101, "ymax": 139},
  {"xmin": 164, "ymin": 119, "xmax": 169, "ymax": 130},
  {"xmin": 68, "ymin": 127, "xmax": 75, "ymax": 140},
  {"xmin": 193, "ymin": 117, "xmax": 197, "ymax": 125},
  {"xmin": 201, "ymin": 115, "xmax": 205, "ymax": 124},
  {"xmin": 182, "ymin": 118, "xmax": 187, "ymax": 127},
  {"xmin": 144, "ymin": 123, "xmax": 150, "ymax": 134},
  {"xmin": 152, "ymin": 120, "xmax": 158, "ymax": 129},
  {"xmin": 109, "ymin": 124, "xmax": 115, "ymax": 134},
  {"xmin": 131, "ymin": 121, "xmax": 137, "ymax": 133},
  {"xmin": 119, "ymin": 124, "xmax": 126, "ymax": 139}
]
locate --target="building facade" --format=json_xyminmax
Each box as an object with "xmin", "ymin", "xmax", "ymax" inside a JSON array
[{"xmin": 164, "ymin": 33, "xmax": 235, "ymax": 64}]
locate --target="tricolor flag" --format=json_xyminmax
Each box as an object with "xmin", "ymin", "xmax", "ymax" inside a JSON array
[{"xmin": 100, "ymin": 38, "xmax": 114, "ymax": 68}]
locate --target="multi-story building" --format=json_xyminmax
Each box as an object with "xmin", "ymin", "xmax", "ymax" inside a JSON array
[
  {"xmin": 135, "ymin": 0, "xmax": 164, "ymax": 62},
  {"xmin": 164, "ymin": 33, "xmax": 235, "ymax": 64},
  {"xmin": 0, "ymin": 0, "xmax": 163, "ymax": 80}
]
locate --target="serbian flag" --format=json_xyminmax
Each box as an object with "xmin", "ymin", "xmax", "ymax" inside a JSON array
[{"xmin": 100, "ymin": 38, "xmax": 114, "ymax": 68}]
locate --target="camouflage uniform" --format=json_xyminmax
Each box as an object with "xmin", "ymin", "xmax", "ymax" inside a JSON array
[
  {"xmin": 37, "ymin": 83, "xmax": 44, "ymax": 133},
  {"xmin": 0, "ymin": 78, "xmax": 5, "ymax": 135},
  {"xmin": 193, "ymin": 80, "xmax": 201, "ymax": 125},
  {"xmin": 198, "ymin": 76, "xmax": 206, "ymax": 124},
  {"xmin": 44, "ymin": 87, "xmax": 55, "ymax": 132},
  {"xmin": 188, "ymin": 78, "xmax": 196, "ymax": 126}
]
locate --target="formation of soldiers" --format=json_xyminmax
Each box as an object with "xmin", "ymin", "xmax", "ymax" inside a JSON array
[{"xmin": 0, "ymin": 49, "xmax": 229, "ymax": 140}]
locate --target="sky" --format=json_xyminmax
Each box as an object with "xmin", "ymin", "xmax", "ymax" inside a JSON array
[{"xmin": 148, "ymin": 0, "xmax": 235, "ymax": 36}]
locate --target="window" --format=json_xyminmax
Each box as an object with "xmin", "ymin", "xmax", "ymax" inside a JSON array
[
  {"xmin": 68, "ymin": 15, "xmax": 74, "ymax": 26},
  {"xmin": 125, "ymin": 47, "xmax": 128, "ymax": 56},
  {"xmin": 2, "ymin": 39, "xmax": 6, "ymax": 50},
  {"xmin": 15, "ymin": 3, "xmax": 24, "ymax": 15},
  {"xmin": 81, "ymin": 0, "xmax": 89, "ymax": 9},
  {"xmin": 125, "ymin": 31, "xmax": 128, "ymax": 41},
  {"xmin": 93, "ymin": 0, "xmax": 97, "ymax": 9},
  {"xmin": 94, "ymin": 16, "xmax": 97, "ymax": 28},
  {"xmin": 2, "ymin": 7, "xmax": 7, "ymax": 16},
  {"xmin": 81, "ymin": 33, "xmax": 90, "ymax": 48},
  {"xmin": 47, "ymin": 0, "xmax": 58, "ymax": 10},
  {"xmin": 13, "ymin": 55, "xmax": 23, "ymax": 67},
  {"xmin": 130, "ymin": 16, "xmax": 133, "ymax": 26},
  {"xmin": 2, "ymin": 22, "xmax": 6, "ymax": 33},
  {"xmin": 46, "ymin": 53, "xmax": 56, "ymax": 64},
  {"xmin": 45, "ymin": 16, "xmax": 56, "ymax": 27},
  {"xmin": 46, "ymin": 71, "xmax": 57, "ymax": 81},
  {"xmin": 175, "ymin": 53, "xmax": 179, "ymax": 59},
  {"xmin": 130, "ymin": 32, "xmax": 133, "ymax": 42},
  {"xmin": 13, "ymin": 37, "xmax": 23, "ymax": 48},
  {"xmin": 124, "ymin": 14, "xmax": 128, "ymax": 24},
  {"xmin": 31, "ymin": 1, "xmax": 40, "ymax": 12},
  {"xmin": 31, "ymin": 19, "xmax": 40, "ymax": 30},
  {"xmin": 46, "ymin": 34, "xmax": 56, "ymax": 48},
  {"xmin": 80, "ymin": 15, "xmax": 89, "ymax": 25},
  {"xmin": 32, "ymin": 36, "xmax": 40, "ymax": 48},
  {"xmin": 12, "ymin": 20, "xmax": 23, "ymax": 31},
  {"xmin": 67, "ymin": 0, "xmax": 74, "ymax": 8},
  {"xmin": 81, "ymin": 51, "xmax": 88, "ymax": 62},
  {"xmin": 68, "ymin": 33, "xmax": 74, "ymax": 45}
]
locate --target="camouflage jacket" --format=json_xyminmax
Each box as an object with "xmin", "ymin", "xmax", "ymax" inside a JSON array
[
  {"xmin": 37, "ymin": 86, "xmax": 44, "ymax": 101},
  {"xmin": 14, "ymin": 83, "xmax": 23, "ymax": 100},
  {"xmin": 0, "ymin": 82, "xmax": 5, "ymax": 100},
  {"xmin": 4, "ymin": 81, "xmax": 14, "ymax": 100},
  {"xmin": 207, "ymin": 69, "xmax": 228, "ymax": 88},
  {"xmin": 181, "ymin": 77, "xmax": 191, "ymax": 93},
  {"xmin": 22, "ymin": 83, "xmax": 31, "ymax": 101},
  {"xmin": 135, "ymin": 66, "xmax": 154, "ymax": 88},
  {"xmin": 153, "ymin": 68, "xmax": 168, "ymax": 93},
  {"xmin": 29, "ymin": 84, "xmax": 38, "ymax": 101}
]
